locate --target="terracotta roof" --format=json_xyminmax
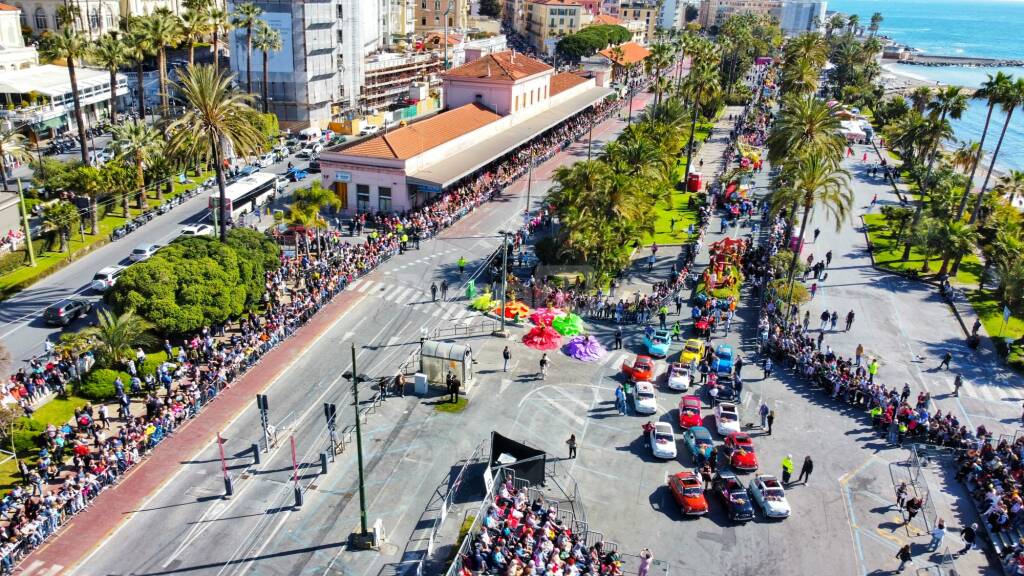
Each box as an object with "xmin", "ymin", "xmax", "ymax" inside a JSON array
[
  {"xmin": 528, "ymin": 0, "xmax": 581, "ymax": 4},
  {"xmin": 444, "ymin": 50, "xmax": 552, "ymax": 81},
  {"xmin": 342, "ymin": 103, "xmax": 502, "ymax": 160},
  {"xmin": 598, "ymin": 42, "xmax": 651, "ymax": 66},
  {"xmin": 548, "ymin": 72, "xmax": 589, "ymax": 97},
  {"xmin": 590, "ymin": 14, "xmax": 623, "ymax": 25},
  {"xmin": 0, "ymin": 3, "xmax": 18, "ymax": 10}
]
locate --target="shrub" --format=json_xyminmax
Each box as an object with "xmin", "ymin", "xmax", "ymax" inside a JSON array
[
  {"xmin": 770, "ymin": 250, "xmax": 806, "ymax": 279},
  {"xmin": 77, "ymin": 368, "xmax": 130, "ymax": 401},
  {"xmin": 140, "ymin": 351, "xmax": 169, "ymax": 377},
  {"xmin": 10, "ymin": 417, "xmax": 44, "ymax": 455},
  {"xmin": 769, "ymin": 279, "xmax": 810, "ymax": 309}
]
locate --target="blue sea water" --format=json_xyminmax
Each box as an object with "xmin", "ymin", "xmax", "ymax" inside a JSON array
[{"xmin": 827, "ymin": 0, "xmax": 1024, "ymax": 173}]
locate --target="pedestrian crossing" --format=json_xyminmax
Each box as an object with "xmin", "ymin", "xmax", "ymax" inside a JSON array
[
  {"xmin": 382, "ymin": 248, "xmax": 458, "ymax": 275},
  {"xmin": 346, "ymin": 278, "xmax": 481, "ymax": 324},
  {"xmin": 18, "ymin": 560, "xmax": 64, "ymax": 576}
]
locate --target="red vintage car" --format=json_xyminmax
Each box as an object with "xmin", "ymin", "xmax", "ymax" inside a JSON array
[
  {"xmin": 677, "ymin": 395, "xmax": 702, "ymax": 429},
  {"xmin": 668, "ymin": 471, "xmax": 709, "ymax": 516},
  {"xmin": 622, "ymin": 355, "xmax": 655, "ymax": 383},
  {"xmin": 723, "ymin": 432, "xmax": 759, "ymax": 472}
]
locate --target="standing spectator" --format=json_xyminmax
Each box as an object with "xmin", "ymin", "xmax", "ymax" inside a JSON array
[
  {"xmin": 904, "ymin": 497, "xmax": 923, "ymax": 525},
  {"xmin": 939, "ymin": 351, "xmax": 953, "ymax": 370},
  {"xmin": 767, "ymin": 410, "xmax": 775, "ymax": 435},
  {"xmin": 502, "ymin": 346, "xmax": 511, "ymax": 372},
  {"xmin": 638, "ymin": 549, "xmax": 653, "ymax": 576},
  {"xmin": 929, "ymin": 519, "xmax": 946, "ymax": 550},
  {"xmin": 615, "ymin": 385, "xmax": 626, "ymax": 415},
  {"xmin": 566, "ymin": 434, "xmax": 577, "ymax": 459},
  {"xmin": 759, "ymin": 402, "xmax": 769, "ymax": 429},
  {"xmin": 895, "ymin": 481, "xmax": 909, "ymax": 509},
  {"xmin": 450, "ymin": 374, "xmax": 461, "ymax": 403},
  {"xmin": 796, "ymin": 455, "xmax": 814, "ymax": 484},
  {"xmin": 957, "ymin": 523, "xmax": 977, "ymax": 556},
  {"xmin": 781, "ymin": 454, "xmax": 794, "ymax": 484},
  {"xmin": 614, "ymin": 326, "xmax": 623, "ymax": 349},
  {"xmin": 895, "ymin": 544, "xmax": 913, "ymax": 572},
  {"xmin": 845, "ymin": 310, "xmax": 855, "ymax": 331},
  {"xmin": 762, "ymin": 357, "xmax": 773, "ymax": 379}
]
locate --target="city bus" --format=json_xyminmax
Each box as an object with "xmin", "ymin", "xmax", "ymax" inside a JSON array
[{"xmin": 208, "ymin": 172, "xmax": 277, "ymax": 223}]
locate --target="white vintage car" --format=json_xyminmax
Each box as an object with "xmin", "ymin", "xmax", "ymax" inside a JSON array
[
  {"xmin": 714, "ymin": 402, "xmax": 741, "ymax": 436},
  {"xmin": 649, "ymin": 422, "xmax": 677, "ymax": 459},
  {"xmin": 748, "ymin": 474, "xmax": 791, "ymax": 519},
  {"xmin": 632, "ymin": 381, "xmax": 658, "ymax": 415}
]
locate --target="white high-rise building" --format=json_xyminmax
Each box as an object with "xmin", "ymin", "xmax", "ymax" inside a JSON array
[
  {"xmin": 658, "ymin": 0, "xmax": 685, "ymax": 31},
  {"xmin": 778, "ymin": 0, "xmax": 825, "ymax": 36}
]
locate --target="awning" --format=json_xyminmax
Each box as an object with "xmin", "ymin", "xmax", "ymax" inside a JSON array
[{"xmin": 406, "ymin": 86, "xmax": 615, "ymax": 190}]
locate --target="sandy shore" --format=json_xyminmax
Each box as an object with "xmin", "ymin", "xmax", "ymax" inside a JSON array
[{"xmin": 881, "ymin": 63, "xmax": 954, "ymax": 92}]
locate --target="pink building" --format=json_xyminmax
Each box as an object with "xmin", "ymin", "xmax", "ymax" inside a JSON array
[{"xmin": 319, "ymin": 51, "xmax": 613, "ymax": 215}]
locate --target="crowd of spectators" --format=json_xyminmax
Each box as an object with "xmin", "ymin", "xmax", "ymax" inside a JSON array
[
  {"xmin": 957, "ymin": 434, "xmax": 1024, "ymax": 571},
  {"xmin": 0, "ymin": 95, "xmax": 635, "ymax": 574},
  {"xmin": 0, "ymin": 230, "xmax": 25, "ymax": 256},
  {"xmin": 459, "ymin": 479, "xmax": 622, "ymax": 576}
]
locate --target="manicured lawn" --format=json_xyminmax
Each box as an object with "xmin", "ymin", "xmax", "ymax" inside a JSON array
[
  {"xmin": 642, "ymin": 186, "xmax": 699, "ymax": 246},
  {"xmin": 0, "ymin": 169, "xmax": 214, "ymax": 298},
  {"xmin": 435, "ymin": 397, "xmax": 469, "ymax": 413},
  {"xmin": 28, "ymin": 394, "xmax": 91, "ymax": 427},
  {"xmin": 0, "ymin": 457, "xmax": 21, "ymax": 492},
  {"xmin": 966, "ymin": 288, "xmax": 1024, "ymax": 367},
  {"xmin": 863, "ymin": 213, "xmax": 983, "ymax": 285}
]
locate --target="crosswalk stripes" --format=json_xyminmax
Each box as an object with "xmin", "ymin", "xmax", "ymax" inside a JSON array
[
  {"xmin": 391, "ymin": 286, "xmax": 413, "ymax": 305},
  {"xmin": 19, "ymin": 561, "xmax": 64, "ymax": 576},
  {"xmin": 356, "ymin": 279, "xmax": 374, "ymax": 293}
]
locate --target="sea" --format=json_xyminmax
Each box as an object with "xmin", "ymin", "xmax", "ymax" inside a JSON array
[{"xmin": 827, "ymin": 0, "xmax": 1024, "ymax": 173}]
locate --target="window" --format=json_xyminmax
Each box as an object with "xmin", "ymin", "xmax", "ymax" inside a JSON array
[
  {"xmin": 421, "ymin": 17, "xmax": 426, "ymax": 25},
  {"xmin": 569, "ymin": 18, "xmax": 573, "ymax": 26},
  {"xmin": 34, "ymin": 7, "xmax": 46, "ymax": 29},
  {"xmin": 337, "ymin": 29, "xmax": 344, "ymax": 43},
  {"xmin": 356, "ymin": 184, "xmax": 370, "ymax": 212},
  {"xmin": 378, "ymin": 187, "xmax": 392, "ymax": 212},
  {"xmin": 559, "ymin": 17, "xmax": 564, "ymax": 24},
  {"xmin": 337, "ymin": 5, "xmax": 344, "ymax": 18},
  {"xmin": 89, "ymin": 7, "xmax": 100, "ymax": 30}
]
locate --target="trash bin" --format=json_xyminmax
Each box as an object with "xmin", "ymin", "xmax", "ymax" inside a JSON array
[
  {"xmin": 414, "ymin": 373, "xmax": 428, "ymax": 396},
  {"xmin": 687, "ymin": 172, "xmax": 703, "ymax": 192},
  {"xmin": 465, "ymin": 279, "xmax": 476, "ymax": 299}
]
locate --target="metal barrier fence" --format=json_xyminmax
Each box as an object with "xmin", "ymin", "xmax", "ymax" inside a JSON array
[{"xmin": 430, "ymin": 319, "xmax": 500, "ymax": 340}]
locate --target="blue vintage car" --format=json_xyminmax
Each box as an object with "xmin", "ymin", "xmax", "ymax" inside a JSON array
[
  {"xmin": 286, "ymin": 167, "xmax": 308, "ymax": 182},
  {"xmin": 712, "ymin": 344, "xmax": 734, "ymax": 374},
  {"xmin": 643, "ymin": 326, "xmax": 672, "ymax": 357},
  {"xmin": 683, "ymin": 425, "xmax": 714, "ymax": 463},
  {"xmin": 712, "ymin": 470, "xmax": 755, "ymax": 523}
]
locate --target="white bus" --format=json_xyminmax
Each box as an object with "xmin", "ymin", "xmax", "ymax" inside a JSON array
[{"xmin": 208, "ymin": 172, "xmax": 277, "ymax": 223}]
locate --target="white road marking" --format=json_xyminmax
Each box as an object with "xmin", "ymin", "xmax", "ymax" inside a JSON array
[
  {"xmin": 534, "ymin": 392, "xmax": 585, "ymax": 426},
  {"xmin": 356, "ymin": 280, "xmax": 374, "ymax": 293},
  {"xmin": 19, "ymin": 560, "xmax": 44, "ymax": 575},
  {"xmin": 390, "ymin": 286, "xmax": 412, "ymax": 304}
]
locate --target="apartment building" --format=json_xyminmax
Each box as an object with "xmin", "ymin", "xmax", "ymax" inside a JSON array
[
  {"xmin": 778, "ymin": 0, "xmax": 825, "ymax": 35},
  {"xmin": 415, "ymin": 0, "xmax": 470, "ymax": 31},
  {"xmin": 658, "ymin": 0, "xmax": 685, "ymax": 31},
  {"xmin": 618, "ymin": 2, "xmax": 657, "ymax": 43},
  {"xmin": 697, "ymin": 0, "xmax": 781, "ymax": 28},
  {"xmin": 525, "ymin": 0, "xmax": 584, "ymax": 53}
]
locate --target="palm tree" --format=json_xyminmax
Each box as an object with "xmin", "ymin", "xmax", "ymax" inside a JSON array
[
  {"xmin": 602, "ymin": 127, "xmax": 662, "ymax": 178},
  {"xmin": 0, "ymin": 127, "xmax": 29, "ymax": 196},
  {"xmin": 123, "ymin": 17, "xmax": 153, "ymax": 120},
  {"xmin": 289, "ymin": 182, "xmax": 341, "ymax": 253},
  {"xmin": 970, "ymin": 77, "xmax": 1024, "ymax": 224},
  {"xmin": 110, "ymin": 119, "xmax": 163, "ymax": 207},
  {"xmin": 900, "ymin": 115, "xmax": 953, "ymax": 260},
  {"xmin": 909, "ymin": 86, "xmax": 932, "ymax": 114},
  {"xmin": 68, "ymin": 165, "xmax": 107, "ymax": 233},
  {"xmin": 826, "ymin": 14, "xmax": 845, "ymax": 40},
  {"xmin": 766, "ymin": 94, "xmax": 844, "ymax": 166},
  {"xmin": 772, "ymin": 153, "xmax": 853, "ymax": 316},
  {"xmin": 781, "ymin": 57, "xmax": 820, "ymax": 96},
  {"xmin": 956, "ymin": 72, "xmax": 1013, "ymax": 218},
  {"xmin": 252, "ymin": 21, "xmax": 282, "ymax": 114},
  {"xmin": 949, "ymin": 140, "xmax": 982, "ymax": 174},
  {"xmin": 937, "ymin": 220, "xmax": 978, "ymax": 275},
  {"xmin": 166, "ymin": 65, "xmax": 264, "ymax": 241},
  {"xmin": 993, "ymin": 170, "xmax": 1024, "ymax": 206},
  {"xmin": 231, "ymin": 2, "xmax": 263, "ymax": 93},
  {"xmin": 997, "ymin": 259, "xmax": 1024, "ymax": 316},
  {"xmin": 144, "ymin": 9, "xmax": 185, "ymax": 114},
  {"xmin": 846, "ymin": 14, "xmax": 860, "ymax": 38},
  {"xmin": 81, "ymin": 309, "xmax": 156, "ymax": 367},
  {"xmin": 911, "ymin": 217, "xmax": 944, "ymax": 273},
  {"xmin": 645, "ymin": 42, "xmax": 674, "ymax": 106},
  {"xmin": 42, "ymin": 201, "xmax": 80, "ymax": 252},
  {"xmin": 38, "ymin": 27, "xmax": 91, "ymax": 165},
  {"xmin": 868, "ymin": 12, "xmax": 883, "ymax": 38},
  {"xmin": 206, "ymin": 7, "xmax": 232, "ymax": 69},
  {"xmin": 784, "ymin": 32, "xmax": 827, "ymax": 71},
  {"xmin": 680, "ymin": 58, "xmax": 720, "ymax": 180},
  {"xmin": 89, "ymin": 32, "xmax": 128, "ymax": 122},
  {"xmin": 181, "ymin": 7, "xmax": 212, "ymax": 66}
]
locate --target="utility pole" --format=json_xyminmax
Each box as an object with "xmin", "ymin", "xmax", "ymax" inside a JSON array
[
  {"xmin": 443, "ymin": 0, "xmax": 454, "ymax": 70},
  {"xmin": 587, "ymin": 117, "xmax": 594, "ymax": 161},
  {"xmin": 499, "ymin": 231, "xmax": 509, "ymax": 332},
  {"xmin": 525, "ymin": 150, "xmax": 534, "ymax": 216},
  {"xmin": 16, "ymin": 179, "xmax": 35, "ymax": 267},
  {"xmin": 324, "ymin": 402, "xmax": 338, "ymax": 462},
  {"xmin": 256, "ymin": 394, "xmax": 270, "ymax": 451},
  {"xmin": 350, "ymin": 343, "xmax": 370, "ymax": 538},
  {"xmin": 217, "ymin": 432, "xmax": 233, "ymax": 498}
]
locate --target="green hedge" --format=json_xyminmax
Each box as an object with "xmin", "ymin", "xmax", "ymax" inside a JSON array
[
  {"xmin": 77, "ymin": 368, "xmax": 130, "ymax": 401},
  {"xmin": 10, "ymin": 417, "xmax": 44, "ymax": 455},
  {"xmin": 140, "ymin": 351, "xmax": 169, "ymax": 377}
]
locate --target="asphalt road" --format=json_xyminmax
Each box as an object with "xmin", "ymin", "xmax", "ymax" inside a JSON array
[
  {"xmin": 62, "ymin": 99, "xmax": 649, "ymax": 576},
  {"xmin": 0, "ymin": 146, "xmax": 321, "ymax": 369}
]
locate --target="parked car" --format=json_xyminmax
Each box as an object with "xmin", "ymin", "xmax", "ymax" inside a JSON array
[
  {"xmin": 643, "ymin": 326, "xmax": 672, "ymax": 357},
  {"xmin": 712, "ymin": 344, "xmax": 734, "ymax": 374},
  {"xmin": 43, "ymin": 298, "xmax": 93, "ymax": 327},
  {"xmin": 748, "ymin": 474, "xmax": 791, "ymax": 519},
  {"xmin": 359, "ymin": 125, "xmax": 380, "ymax": 136},
  {"xmin": 621, "ymin": 355, "xmax": 656, "ymax": 383},
  {"xmin": 90, "ymin": 265, "xmax": 125, "ymax": 292},
  {"xmin": 677, "ymin": 395, "xmax": 702, "ymax": 429},
  {"xmin": 712, "ymin": 471, "xmax": 754, "ymax": 522},
  {"xmin": 668, "ymin": 471, "xmax": 708, "ymax": 516},
  {"xmin": 256, "ymin": 153, "xmax": 275, "ymax": 168},
  {"xmin": 667, "ymin": 362, "xmax": 692, "ymax": 390},
  {"xmin": 179, "ymin": 224, "xmax": 214, "ymax": 237},
  {"xmin": 722, "ymin": 432, "xmax": 758, "ymax": 472},
  {"xmin": 683, "ymin": 426, "xmax": 714, "ymax": 463},
  {"xmin": 649, "ymin": 422, "xmax": 677, "ymax": 459},
  {"xmin": 631, "ymin": 381, "xmax": 658, "ymax": 415},
  {"xmin": 680, "ymin": 339, "xmax": 705, "ymax": 365},
  {"xmin": 130, "ymin": 243, "xmax": 160, "ymax": 262},
  {"xmin": 286, "ymin": 167, "xmax": 308, "ymax": 182},
  {"xmin": 307, "ymin": 160, "xmax": 321, "ymax": 173},
  {"xmin": 714, "ymin": 402, "xmax": 741, "ymax": 436}
]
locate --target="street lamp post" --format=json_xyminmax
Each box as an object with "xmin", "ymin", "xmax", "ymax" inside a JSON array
[
  {"xmin": 347, "ymin": 343, "xmax": 370, "ymax": 541},
  {"xmin": 499, "ymin": 231, "xmax": 509, "ymax": 332},
  {"xmin": 16, "ymin": 178, "xmax": 35, "ymax": 267},
  {"xmin": 525, "ymin": 149, "xmax": 535, "ymax": 216},
  {"xmin": 443, "ymin": 0, "xmax": 454, "ymax": 70}
]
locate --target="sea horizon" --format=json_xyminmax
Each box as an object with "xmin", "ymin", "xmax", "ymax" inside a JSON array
[{"xmin": 828, "ymin": 0, "xmax": 1024, "ymax": 174}]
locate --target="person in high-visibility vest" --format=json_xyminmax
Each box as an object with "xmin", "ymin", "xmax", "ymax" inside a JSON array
[
  {"xmin": 781, "ymin": 454, "xmax": 794, "ymax": 485},
  {"xmin": 867, "ymin": 358, "xmax": 879, "ymax": 383},
  {"xmin": 458, "ymin": 256, "xmax": 467, "ymax": 276}
]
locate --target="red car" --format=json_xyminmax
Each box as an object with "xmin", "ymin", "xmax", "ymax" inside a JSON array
[
  {"xmin": 677, "ymin": 395, "xmax": 702, "ymax": 429},
  {"xmin": 723, "ymin": 432, "xmax": 759, "ymax": 472},
  {"xmin": 668, "ymin": 471, "xmax": 709, "ymax": 516},
  {"xmin": 622, "ymin": 355, "xmax": 655, "ymax": 383}
]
